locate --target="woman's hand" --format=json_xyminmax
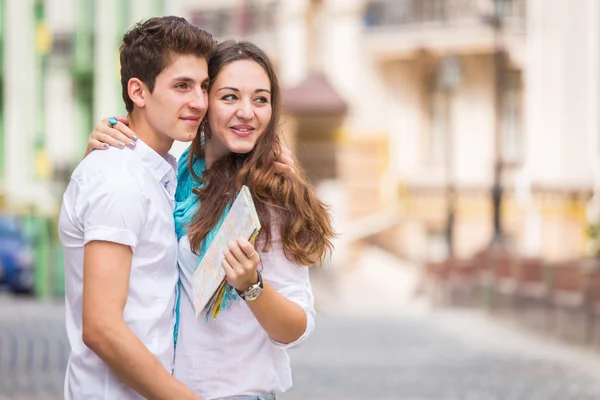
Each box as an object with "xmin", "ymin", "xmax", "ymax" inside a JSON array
[
  {"xmin": 274, "ymin": 145, "xmax": 295, "ymax": 174},
  {"xmin": 84, "ymin": 116, "xmax": 138, "ymax": 157},
  {"xmin": 222, "ymin": 237, "xmax": 261, "ymax": 292}
]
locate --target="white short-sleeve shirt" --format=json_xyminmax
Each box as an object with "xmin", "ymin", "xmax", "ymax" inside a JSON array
[{"xmin": 58, "ymin": 140, "xmax": 179, "ymax": 400}]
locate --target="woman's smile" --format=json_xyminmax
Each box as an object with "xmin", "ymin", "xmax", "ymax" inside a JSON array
[{"xmin": 230, "ymin": 124, "xmax": 255, "ymax": 137}]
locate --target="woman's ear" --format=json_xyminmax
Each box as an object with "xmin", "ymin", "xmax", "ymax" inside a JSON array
[{"xmin": 127, "ymin": 78, "xmax": 146, "ymax": 108}]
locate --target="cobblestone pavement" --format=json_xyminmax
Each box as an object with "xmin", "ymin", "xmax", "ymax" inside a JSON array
[
  {"xmin": 280, "ymin": 311, "xmax": 600, "ymax": 400},
  {"xmin": 4, "ymin": 291, "xmax": 600, "ymax": 399},
  {"xmin": 0, "ymin": 294, "xmax": 66, "ymax": 400}
]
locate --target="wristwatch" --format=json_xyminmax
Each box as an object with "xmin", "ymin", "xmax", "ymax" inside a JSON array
[{"xmin": 236, "ymin": 270, "xmax": 264, "ymax": 301}]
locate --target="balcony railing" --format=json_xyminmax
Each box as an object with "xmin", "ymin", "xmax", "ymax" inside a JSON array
[
  {"xmin": 364, "ymin": 0, "xmax": 526, "ymax": 30},
  {"xmin": 189, "ymin": 1, "xmax": 278, "ymax": 40}
]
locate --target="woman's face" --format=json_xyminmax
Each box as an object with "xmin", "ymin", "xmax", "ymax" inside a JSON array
[{"xmin": 205, "ymin": 59, "xmax": 272, "ymax": 164}]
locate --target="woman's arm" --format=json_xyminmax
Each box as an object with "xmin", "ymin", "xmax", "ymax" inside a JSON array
[
  {"xmin": 84, "ymin": 116, "xmax": 138, "ymax": 158},
  {"xmin": 84, "ymin": 116, "xmax": 295, "ymax": 173},
  {"xmin": 223, "ymin": 237, "xmax": 314, "ymax": 345},
  {"xmin": 245, "ymin": 280, "xmax": 311, "ymax": 345}
]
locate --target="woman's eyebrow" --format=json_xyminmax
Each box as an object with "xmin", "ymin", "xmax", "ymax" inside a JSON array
[
  {"xmin": 217, "ymin": 86, "xmax": 239, "ymax": 92},
  {"xmin": 216, "ymin": 87, "xmax": 271, "ymax": 94}
]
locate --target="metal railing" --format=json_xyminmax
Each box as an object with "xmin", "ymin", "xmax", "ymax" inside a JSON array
[
  {"xmin": 189, "ymin": 1, "xmax": 279, "ymax": 40},
  {"xmin": 363, "ymin": 0, "xmax": 526, "ymax": 30},
  {"xmin": 0, "ymin": 300, "xmax": 67, "ymax": 399}
]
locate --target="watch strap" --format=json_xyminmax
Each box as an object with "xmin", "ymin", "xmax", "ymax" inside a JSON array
[{"xmin": 236, "ymin": 270, "xmax": 263, "ymax": 299}]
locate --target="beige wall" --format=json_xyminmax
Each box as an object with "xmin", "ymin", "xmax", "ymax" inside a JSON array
[
  {"xmin": 524, "ymin": 0, "xmax": 593, "ymax": 188},
  {"xmin": 395, "ymin": 188, "xmax": 589, "ymax": 262},
  {"xmin": 375, "ymin": 54, "xmax": 497, "ymax": 189}
]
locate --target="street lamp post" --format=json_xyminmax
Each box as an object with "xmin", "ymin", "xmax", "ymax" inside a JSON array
[
  {"xmin": 440, "ymin": 56, "xmax": 462, "ymax": 258},
  {"xmin": 489, "ymin": 0, "xmax": 507, "ymax": 248}
]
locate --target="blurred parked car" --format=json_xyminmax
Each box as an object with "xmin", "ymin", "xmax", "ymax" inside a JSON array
[{"xmin": 0, "ymin": 214, "xmax": 34, "ymax": 293}]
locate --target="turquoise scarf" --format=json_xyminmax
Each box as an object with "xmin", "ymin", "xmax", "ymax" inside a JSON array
[
  {"xmin": 174, "ymin": 146, "xmax": 232, "ymax": 256},
  {"xmin": 173, "ymin": 147, "xmax": 239, "ymax": 345}
]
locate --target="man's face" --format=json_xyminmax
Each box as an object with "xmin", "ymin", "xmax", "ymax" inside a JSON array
[{"xmin": 144, "ymin": 54, "xmax": 209, "ymax": 143}]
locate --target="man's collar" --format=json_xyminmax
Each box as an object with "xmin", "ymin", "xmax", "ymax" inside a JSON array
[{"xmin": 133, "ymin": 139, "xmax": 177, "ymax": 188}]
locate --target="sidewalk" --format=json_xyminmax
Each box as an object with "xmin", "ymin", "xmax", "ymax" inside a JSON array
[
  {"xmin": 311, "ymin": 244, "xmax": 600, "ymax": 375},
  {"xmin": 312, "ymin": 244, "xmax": 427, "ymax": 316}
]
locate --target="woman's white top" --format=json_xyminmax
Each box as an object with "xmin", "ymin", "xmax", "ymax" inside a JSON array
[{"xmin": 173, "ymin": 234, "xmax": 316, "ymax": 399}]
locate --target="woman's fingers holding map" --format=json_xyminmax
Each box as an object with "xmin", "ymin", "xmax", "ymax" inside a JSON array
[{"xmin": 222, "ymin": 238, "xmax": 260, "ymax": 292}]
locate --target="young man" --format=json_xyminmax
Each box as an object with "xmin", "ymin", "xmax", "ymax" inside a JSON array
[{"xmin": 58, "ymin": 16, "xmax": 213, "ymax": 399}]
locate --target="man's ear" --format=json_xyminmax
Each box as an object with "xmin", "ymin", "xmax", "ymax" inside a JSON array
[{"xmin": 128, "ymin": 78, "xmax": 146, "ymax": 108}]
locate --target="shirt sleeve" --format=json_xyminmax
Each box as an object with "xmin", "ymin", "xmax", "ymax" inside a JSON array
[
  {"xmin": 259, "ymin": 240, "xmax": 316, "ymax": 349},
  {"xmin": 75, "ymin": 174, "xmax": 147, "ymax": 251}
]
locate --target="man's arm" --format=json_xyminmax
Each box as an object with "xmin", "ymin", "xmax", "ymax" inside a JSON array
[{"xmin": 83, "ymin": 240, "xmax": 202, "ymax": 400}]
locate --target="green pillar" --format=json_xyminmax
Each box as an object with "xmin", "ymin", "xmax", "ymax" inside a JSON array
[
  {"xmin": 153, "ymin": 0, "xmax": 165, "ymax": 15},
  {"xmin": 116, "ymin": 0, "xmax": 131, "ymax": 114},
  {"xmin": 0, "ymin": 0, "xmax": 5, "ymax": 192},
  {"xmin": 73, "ymin": 0, "xmax": 94, "ymax": 152},
  {"xmin": 119, "ymin": 0, "xmax": 131, "ymax": 26},
  {"xmin": 34, "ymin": 0, "xmax": 52, "ymax": 180},
  {"xmin": 53, "ymin": 229, "xmax": 65, "ymax": 297},
  {"xmin": 31, "ymin": 0, "xmax": 51, "ymax": 299},
  {"xmin": 34, "ymin": 216, "xmax": 50, "ymax": 298}
]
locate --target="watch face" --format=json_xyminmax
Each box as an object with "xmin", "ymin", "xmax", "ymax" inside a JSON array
[{"xmin": 244, "ymin": 286, "xmax": 263, "ymax": 301}]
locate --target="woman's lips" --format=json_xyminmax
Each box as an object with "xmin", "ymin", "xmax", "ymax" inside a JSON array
[{"xmin": 230, "ymin": 126, "xmax": 254, "ymax": 137}]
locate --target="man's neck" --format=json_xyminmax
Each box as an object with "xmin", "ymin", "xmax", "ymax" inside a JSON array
[{"xmin": 128, "ymin": 112, "xmax": 174, "ymax": 157}]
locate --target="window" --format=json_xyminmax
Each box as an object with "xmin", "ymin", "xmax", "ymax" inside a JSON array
[
  {"xmin": 51, "ymin": 32, "xmax": 73, "ymax": 67},
  {"xmin": 190, "ymin": 9, "xmax": 231, "ymax": 39},
  {"xmin": 190, "ymin": 1, "xmax": 279, "ymax": 40}
]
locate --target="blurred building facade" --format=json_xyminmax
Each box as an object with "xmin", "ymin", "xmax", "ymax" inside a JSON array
[
  {"xmin": 1, "ymin": 0, "xmax": 600, "ymax": 265},
  {"xmin": 186, "ymin": 0, "xmax": 600, "ymax": 263},
  {"xmin": 360, "ymin": 0, "xmax": 600, "ymax": 262}
]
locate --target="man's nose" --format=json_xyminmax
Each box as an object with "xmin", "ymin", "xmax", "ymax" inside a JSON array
[{"xmin": 189, "ymin": 89, "xmax": 207, "ymax": 111}]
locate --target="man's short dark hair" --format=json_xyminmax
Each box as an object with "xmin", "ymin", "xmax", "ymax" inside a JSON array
[{"xmin": 120, "ymin": 16, "xmax": 215, "ymax": 112}]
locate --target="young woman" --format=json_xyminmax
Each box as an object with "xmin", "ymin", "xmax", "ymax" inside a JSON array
[{"xmin": 87, "ymin": 41, "xmax": 334, "ymax": 400}]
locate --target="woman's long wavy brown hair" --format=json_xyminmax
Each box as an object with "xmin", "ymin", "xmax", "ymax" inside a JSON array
[{"xmin": 186, "ymin": 40, "xmax": 334, "ymax": 266}]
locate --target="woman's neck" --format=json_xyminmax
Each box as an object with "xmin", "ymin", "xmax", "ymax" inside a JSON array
[
  {"xmin": 204, "ymin": 146, "xmax": 216, "ymax": 168},
  {"xmin": 203, "ymin": 139, "xmax": 230, "ymax": 168}
]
